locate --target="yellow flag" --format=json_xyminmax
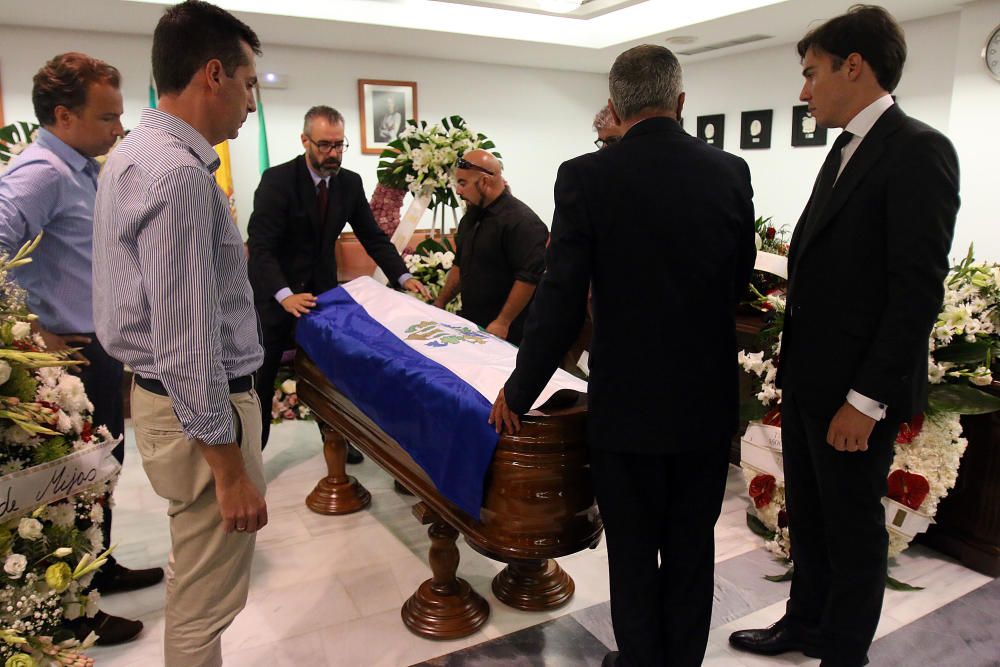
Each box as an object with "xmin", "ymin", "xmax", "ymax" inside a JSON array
[{"xmin": 214, "ymin": 141, "xmax": 237, "ymax": 225}]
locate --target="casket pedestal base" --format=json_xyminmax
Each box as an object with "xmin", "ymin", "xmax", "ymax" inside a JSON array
[
  {"xmin": 492, "ymin": 558, "xmax": 574, "ymax": 611},
  {"xmin": 305, "ymin": 423, "xmax": 371, "ymax": 515},
  {"xmin": 401, "ymin": 503, "xmax": 490, "ymax": 639}
]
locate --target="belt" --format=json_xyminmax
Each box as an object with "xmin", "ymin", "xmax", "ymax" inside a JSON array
[{"xmin": 136, "ymin": 375, "xmax": 254, "ymax": 396}]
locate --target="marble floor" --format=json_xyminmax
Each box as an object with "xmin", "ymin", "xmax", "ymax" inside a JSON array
[{"xmin": 89, "ymin": 419, "xmax": 999, "ymax": 666}]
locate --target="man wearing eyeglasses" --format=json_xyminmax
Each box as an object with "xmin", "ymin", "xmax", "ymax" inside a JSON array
[
  {"xmin": 247, "ymin": 105, "xmax": 427, "ymax": 450},
  {"xmin": 593, "ymin": 103, "xmax": 623, "ymax": 150},
  {"xmin": 433, "ymin": 150, "xmax": 548, "ymax": 346}
]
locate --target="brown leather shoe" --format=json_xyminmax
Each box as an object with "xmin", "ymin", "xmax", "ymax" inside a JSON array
[
  {"xmin": 67, "ymin": 610, "xmax": 143, "ymax": 646},
  {"xmin": 92, "ymin": 562, "xmax": 165, "ymax": 594},
  {"xmin": 729, "ymin": 617, "xmax": 822, "ymax": 658}
]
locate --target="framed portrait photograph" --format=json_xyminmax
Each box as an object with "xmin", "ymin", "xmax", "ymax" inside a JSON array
[
  {"xmin": 697, "ymin": 114, "xmax": 725, "ymax": 149},
  {"xmin": 791, "ymin": 104, "xmax": 828, "ymax": 147},
  {"xmin": 358, "ymin": 79, "xmax": 418, "ymax": 155},
  {"xmin": 740, "ymin": 109, "xmax": 773, "ymax": 149}
]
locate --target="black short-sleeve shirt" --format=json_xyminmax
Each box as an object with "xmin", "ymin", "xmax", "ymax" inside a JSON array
[{"xmin": 454, "ymin": 190, "xmax": 548, "ymax": 344}]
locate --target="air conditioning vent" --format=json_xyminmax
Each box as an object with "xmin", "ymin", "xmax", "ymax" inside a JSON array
[{"xmin": 677, "ymin": 34, "xmax": 773, "ymax": 56}]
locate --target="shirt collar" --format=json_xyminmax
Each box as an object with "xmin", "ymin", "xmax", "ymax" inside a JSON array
[
  {"xmin": 844, "ymin": 94, "xmax": 894, "ymax": 140},
  {"xmin": 139, "ymin": 107, "xmax": 221, "ymax": 173},
  {"xmin": 305, "ymin": 158, "xmax": 330, "ymax": 188},
  {"xmin": 35, "ymin": 128, "xmax": 98, "ymax": 174}
]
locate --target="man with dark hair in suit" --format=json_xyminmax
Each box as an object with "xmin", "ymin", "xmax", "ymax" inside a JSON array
[
  {"xmin": 489, "ymin": 44, "xmax": 756, "ymax": 667},
  {"xmin": 729, "ymin": 6, "xmax": 959, "ymax": 667},
  {"xmin": 247, "ymin": 105, "xmax": 427, "ymax": 454}
]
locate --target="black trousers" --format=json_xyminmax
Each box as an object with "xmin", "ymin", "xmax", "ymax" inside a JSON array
[
  {"xmin": 590, "ymin": 444, "xmax": 730, "ymax": 667},
  {"xmin": 75, "ymin": 336, "xmax": 124, "ymax": 560},
  {"xmin": 781, "ymin": 391, "xmax": 899, "ymax": 667}
]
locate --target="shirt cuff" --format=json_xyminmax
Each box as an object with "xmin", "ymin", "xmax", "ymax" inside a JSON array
[
  {"xmin": 398, "ymin": 273, "xmax": 414, "ymax": 287},
  {"xmin": 274, "ymin": 287, "xmax": 293, "ymax": 304},
  {"xmin": 847, "ymin": 390, "xmax": 887, "ymax": 421}
]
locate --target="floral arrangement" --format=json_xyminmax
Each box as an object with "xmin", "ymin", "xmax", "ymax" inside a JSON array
[
  {"xmin": 746, "ymin": 216, "xmax": 789, "ymax": 308},
  {"xmin": 403, "ymin": 238, "xmax": 461, "ymax": 314},
  {"xmin": 739, "ymin": 245, "xmax": 999, "ymax": 573},
  {"xmin": 270, "ymin": 368, "xmax": 312, "ymax": 424},
  {"xmin": 0, "ymin": 238, "xmax": 119, "ymax": 665},
  {"xmin": 370, "ymin": 116, "xmax": 501, "ymax": 238},
  {"xmin": 0, "ymin": 122, "xmax": 40, "ymax": 173}
]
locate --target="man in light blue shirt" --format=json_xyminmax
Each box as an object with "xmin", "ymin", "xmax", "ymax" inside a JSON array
[{"xmin": 0, "ymin": 52, "xmax": 164, "ymax": 644}]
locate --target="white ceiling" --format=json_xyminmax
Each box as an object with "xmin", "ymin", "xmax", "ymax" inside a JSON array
[{"xmin": 0, "ymin": 0, "xmax": 965, "ymax": 73}]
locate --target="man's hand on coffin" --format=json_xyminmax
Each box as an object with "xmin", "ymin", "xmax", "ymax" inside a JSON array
[
  {"xmin": 199, "ymin": 442, "xmax": 269, "ymax": 533},
  {"xmin": 281, "ymin": 292, "xmax": 317, "ymax": 318},
  {"xmin": 489, "ymin": 388, "xmax": 522, "ymax": 434},
  {"xmin": 486, "ymin": 319, "xmax": 510, "ymax": 340},
  {"xmin": 825, "ymin": 401, "xmax": 876, "ymax": 453},
  {"xmin": 402, "ymin": 277, "xmax": 431, "ymax": 300}
]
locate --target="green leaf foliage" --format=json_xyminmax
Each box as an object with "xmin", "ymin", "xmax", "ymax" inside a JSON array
[{"xmin": 927, "ymin": 384, "xmax": 1000, "ymax": 415}]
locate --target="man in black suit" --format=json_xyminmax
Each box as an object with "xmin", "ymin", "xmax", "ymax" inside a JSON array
[
  {"xmin": 729, "ymin": 7, "xmax": 960, "ymax": 667},
  {"xmin": 490, "ymin": 45, "xmax": 756, "ymax": 667},
  {"xmin": 247, "ymin": 105, "xmax": 427, "ymax": 451}
]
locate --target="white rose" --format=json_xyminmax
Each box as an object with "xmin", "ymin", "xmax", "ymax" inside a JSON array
[
  {"xmin": 280, "ymin": 379, "xmax": 297, "ymax": 395},
  {"xmin": 10, "ymin": 321, "xmax": 31, "ymax": 340},
  {"xmin": 0, "ymin": 359, "xmax": 11, "ymax": 386},
  {"xmin": 18, "ymin": 517, "xmax": 44, "ymax": 541},
  {"xmin": 4, "ymin": 553, "xmax": 27, "ymax": 579}
]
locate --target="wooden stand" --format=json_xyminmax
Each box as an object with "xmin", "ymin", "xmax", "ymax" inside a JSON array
[
  {"xmin": 305, "ymin": 422, "xmax": 371, "ymax": 515},
  {"xmin": 918, "ymin": 405, "xmax": 1000, "ymax": 576},
  {"xmin": 492, "ymin": 558, "xmax": 574, "ymax": 611},
  {"xmin": 401, "ymin": 503, "xmax": 489, "ymax": 639}
]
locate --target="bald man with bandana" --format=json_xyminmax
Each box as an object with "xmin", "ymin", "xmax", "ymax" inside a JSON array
[{"xmin": 433, "ymin": 150, "xmax": 548, "ymax": 345}]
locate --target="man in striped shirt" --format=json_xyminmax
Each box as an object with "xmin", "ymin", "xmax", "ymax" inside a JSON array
[{"xmin": 93, "ymin": 2, "xmax": 267, "ymax": 665}]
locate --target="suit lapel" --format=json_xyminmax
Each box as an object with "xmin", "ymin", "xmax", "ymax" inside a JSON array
[{"xmin": 793, "ymin": 104, "xmax": 906, "ymax": 262}]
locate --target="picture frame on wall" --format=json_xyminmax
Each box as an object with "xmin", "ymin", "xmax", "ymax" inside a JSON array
[
  {"xmin": 696, "ymin": 114, "xmax": 725, "ymax": 148},
  {"xmin": 791, "ymin": 104, "xmax": 827, "ymax": 146},
  {"xmin": 740, "ymin": 109, "xmax": 773, "ymax": 149},
  {"xmin": 358, "ymin": 79, "xmax": 418, "ymax": 155}
]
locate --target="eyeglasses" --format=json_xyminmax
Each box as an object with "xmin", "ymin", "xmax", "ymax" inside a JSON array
[
  {"xmin": 306, "ymin": 136, "xmax": 350, "ymax": 153},
  {"xmin": 594, "ymin": 136, "xmax": 621, "ymax": 150},
  {"xmin": 455, "ymin": 157, "xmax": 494, "ymax": 175}
]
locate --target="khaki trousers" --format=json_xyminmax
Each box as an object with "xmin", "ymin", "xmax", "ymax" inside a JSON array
[{"xmin": 131, "ymin": 383, "xmax": 266, "ymax": 667}]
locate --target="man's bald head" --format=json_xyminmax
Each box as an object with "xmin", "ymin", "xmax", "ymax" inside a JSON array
[{"xmin": 455, "ymin": 149, "xmax": 505, "ymax": 208}]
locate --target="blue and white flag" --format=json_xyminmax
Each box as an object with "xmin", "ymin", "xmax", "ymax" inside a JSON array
[{"xmin": 296, "ymin": 277, "xmax": 587, "ymax": 517}]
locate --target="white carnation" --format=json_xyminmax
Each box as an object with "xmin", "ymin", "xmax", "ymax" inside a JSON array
[{"xmin": 10, "ymin": 321, "xmax": 31, "ymax": 340}]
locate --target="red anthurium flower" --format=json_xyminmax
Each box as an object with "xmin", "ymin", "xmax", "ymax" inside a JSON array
[
  {"xmin": 749, "ymin": 474, "xmax": 776, "ymax": 509},
  {"xmin": 762, "ymin": 406, "xmax": 782, "ymax": 427},
  {"xmin": 886, "ymin": 469, "xmax": 930, "ymax": 511},
  {"xmin": 895, "ymin": 414, "xmax": 925, "ymax": 444},
  {"xmin": 766, "ymin": 227, "xmax": 776, "ymax": 240}
]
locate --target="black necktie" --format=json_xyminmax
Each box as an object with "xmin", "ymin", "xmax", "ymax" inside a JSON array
[
  {"xmin": 807, "ymin": 130, "xmax": 854, "ymax": 224},
  {"xmin": 316, "ymin": 179, "xmax": 328, "ymax": 224}
]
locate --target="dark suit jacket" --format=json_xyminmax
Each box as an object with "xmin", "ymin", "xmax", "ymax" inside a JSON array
[
  {"xmin": 247, "ymin": 155, "xmax": 408, "ymax": 340},
  {"xmin": 504, "ymin": 117, "xmax": 756, "ymax": 453},
  {"xmin": 778, "ymin": 104, "xmax": 960, "ymax": 421}
]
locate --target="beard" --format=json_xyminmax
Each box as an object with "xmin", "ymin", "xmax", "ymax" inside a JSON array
[{"xmin": 309, "ymin": 153, "xmax": 341, "ymax": 176}]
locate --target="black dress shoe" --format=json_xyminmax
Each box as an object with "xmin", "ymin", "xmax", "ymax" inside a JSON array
[
  {"xmin": 92, "ymin": 562, "xmax": 165, "ymax": 594},
  {"xmin": 67, "ymin": 610, "xmax": 144, "ymax": 646},
  {"xmin": 729, "ymin": 617, "xmax": 822, "ymax": 658},
  {"xmin": 346, "ymin": 441, "xmax": 364, "ymax": 464},
  {"xmin": 601, "ymin": 651, "xmax": 620, "ymax": 667}
]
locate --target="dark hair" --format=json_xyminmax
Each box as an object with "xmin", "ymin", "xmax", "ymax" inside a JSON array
[
  {"xmin": 152, "ymin": 0, "xmax": 261, "ymax": 96},
  {"xmin": 797, "ymin": 4, "xmax": 906, "ymax": 92},
  {"xmin": 303, "ymin": 106, "xmax": 345, "ymax": 133},
  {"xmin": 609, "ymin": 45, "xmax": 683, "ymax": 121},
  {"xmin": 32, "ymin": 52, "xmax": 121, "ymax": 126}
]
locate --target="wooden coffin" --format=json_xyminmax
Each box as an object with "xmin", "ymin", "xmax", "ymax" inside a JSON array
[{"xmin": 294, "ymin": 352, "xmax": 603, "ymax": 639}]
